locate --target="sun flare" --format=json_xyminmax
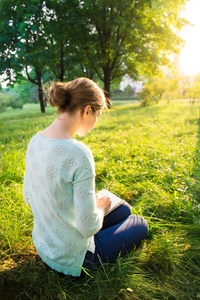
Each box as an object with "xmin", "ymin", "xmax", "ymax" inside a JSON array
[{"xmin": 180, "ymin": 0, "xmax": 200, "ymax": 76}]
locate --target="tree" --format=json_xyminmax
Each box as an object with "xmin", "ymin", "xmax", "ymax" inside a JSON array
[
  {"xmin": 44, "ymin": 0, "xmax": 102, "ymax": 82},
  {"xmin": 181, "ymin": 74, "xmax": 200, "ymax": 101},
  {"xmin": 123, "ymin": 85, "xmax": 135, "ymax": 97},
  {"xmin": 43, "ymin": 0, "xmax": 75, "ymax": 82},
  {"xmin": 138, "ymin": 70, "xmax": 181, "ymax": 105},
  {"xmin": 0, "ymin": 90, "xmax": 23, "ymax": 111},
  {"xmin": 69, "ymin": 0, "xmax": 188, "ymax": 100},
  {"xmin": 9, "ymin": 77, "xmax": 39, "ymax": 104},
  {"xmin": 0, "ymin": 0, "xmax": 90, "ymax": 112},
  {"xmin": 0, "ymin": 0, "xmax": 188, "ymax": 112},
  {"xmin": 0, "ymin": 0, "xmax": 53, "ymax": 113},
  {"xmin": 192, "ymin": 74, "xmax": 200, "ymax": 100}
]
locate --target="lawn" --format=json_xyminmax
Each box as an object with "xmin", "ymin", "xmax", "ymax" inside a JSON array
[{"xmin": 0, "ymin": 100, "xmax": 200, "ymax": 299}]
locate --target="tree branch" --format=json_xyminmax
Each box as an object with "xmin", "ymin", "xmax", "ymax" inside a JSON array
[
  {"xmin": 26, "ymin": 66, "xmax": 38, "ymax": 85},
  {"xmin": 92, "ymin": 65, "xmax": 103, "ymax": 82}
]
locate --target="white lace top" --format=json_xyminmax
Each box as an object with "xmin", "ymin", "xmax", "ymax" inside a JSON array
[{"xmin": 23, "ymin": 133, "xmax": 103, "ymax": 276}]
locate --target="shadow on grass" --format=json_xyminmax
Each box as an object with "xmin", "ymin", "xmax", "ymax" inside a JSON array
[
  {"xmin": 0, "ymin": 244, "xmax": 148, "ymax": 300},
  {"xmin": 0, "ymin": 249, "xmax": 80, "ymax": 300}
]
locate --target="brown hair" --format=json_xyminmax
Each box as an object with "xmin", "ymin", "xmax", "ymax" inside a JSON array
[{"xmin": 49, "ymin": 77, "xmax": 106, "ymax": 114}]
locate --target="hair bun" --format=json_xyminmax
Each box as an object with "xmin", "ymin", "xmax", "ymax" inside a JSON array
[{"xmin": 49, "ymin": 82, "xmax": 70, "ymax": 110}]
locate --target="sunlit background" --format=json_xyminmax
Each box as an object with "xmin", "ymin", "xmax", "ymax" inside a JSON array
[
  {"xmin": 180, "ymin": 0, "xmax": 200, "ymax": 75},
  {"xmin": 1, "ymin": 0, "xmax": 200, "ymax": 88}
]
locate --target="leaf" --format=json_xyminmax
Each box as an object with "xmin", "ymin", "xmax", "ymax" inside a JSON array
[
  {"xmin": 183, "ymin": 244, "xmax": 191, "ymax": 251},
  {"xmin": 126, "ymin": 288, "xmax": 133, "ymax": 293}
]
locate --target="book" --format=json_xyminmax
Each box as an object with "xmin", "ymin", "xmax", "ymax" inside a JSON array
[{"xmin": 97, "ymin": 189, "xmax": 124, "ymax": 215}]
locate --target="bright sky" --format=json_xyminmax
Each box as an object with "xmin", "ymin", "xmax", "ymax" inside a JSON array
[{"xmin": 180, "ymin": 0, "xmax": 200, "ymax": 75}]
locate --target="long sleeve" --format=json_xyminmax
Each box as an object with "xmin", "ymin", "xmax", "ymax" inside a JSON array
[
  {"xmin": 74, "ymin": 176, "xmax": 103, "ymax": 238},
  {"xmin": 23, "ymin": 171, "xmax": 30, "ymax": 205},
  {"xmin": 72, "ymin": 144, "xmax": 103, "ymax": 238}
]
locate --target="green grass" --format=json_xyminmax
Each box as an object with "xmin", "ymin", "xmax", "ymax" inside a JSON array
[
  {"xmin": 0, "ymin": 100, "xmax": 133, "ymax": 122},
  {"xmin": 111, "ymin": 100, "xmax": 138, "ymax": 107},
  {"xmin": 0, "ymin": 100, "xmax": 200, "ymax": 299},
  {"xmin": 0, "ymin": 103, "xmax": 57, "ymax": 122}
]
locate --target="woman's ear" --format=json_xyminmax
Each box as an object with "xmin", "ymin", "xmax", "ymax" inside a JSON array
[{"xmin": 83, "ymin": 105, "xmax": 91, "ymax": 118}]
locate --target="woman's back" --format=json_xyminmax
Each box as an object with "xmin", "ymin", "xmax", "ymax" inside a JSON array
[{"xmin": 23, "ymin": 133, "xmax": 103, "ymax": 276}]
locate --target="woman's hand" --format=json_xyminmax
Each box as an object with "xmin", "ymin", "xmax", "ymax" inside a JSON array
[{"xmin": 96, "ymin": 194, "xmax": 111, "ymax": 215}]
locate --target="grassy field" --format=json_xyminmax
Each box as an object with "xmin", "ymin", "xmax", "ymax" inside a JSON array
[
  {"xmin": 0, "ymin": 100, "xmax": 200, "ymax": 299},
  {"xmin": 0, "ymin": 100, "xmax": 135, "ymax": 122}
]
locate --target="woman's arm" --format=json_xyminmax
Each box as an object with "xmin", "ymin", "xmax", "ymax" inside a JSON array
[
  {"xmin": 73, "ymin": 177, "xmax": 105, "ymax": 238},
  {"xmin": 23, "ymin": 171, "xmax": 30, "ymax": 205},
  {"xmin": 72, "ymin": 143, "xmax": 111, "ymax": 237}
]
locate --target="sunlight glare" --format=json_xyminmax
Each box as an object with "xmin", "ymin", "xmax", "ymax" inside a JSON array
[{"xmin": 180, "ymin": 0, "xmax": 200, "ymax": 75}]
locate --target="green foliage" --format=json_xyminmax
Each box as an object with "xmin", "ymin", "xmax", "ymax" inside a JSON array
[
  {"xmin": 69, "ymin": 0, "xmax": 188, "ymax": 96},
  {"xmin": 9, "ymin": 79, "xmax": 39, "ymax": 104},
  {"xmin": 138, "ymin": 85, "xmax": 154, "ymax": 106},
  {"xmin": 111, "ymin": 87, "xmax": 137, "ymax": 101},
  {"xmin": 123, "ymin": 85, "xmax": 135, "ymax": 97},
  {"xmin": 181, "ymin": 73, "xmax": 200, "ymax": 100},
  {"xmin": 0, "ymin": 93, "xmax": 10, "ymax": 112},
  {"xmin": 0, "ymin": 0, "xmax": 189, "ymax": 103},
  {"xmin": 0, "ymin": 91, "xmax": 23, "ymax": 111},
  {"xmin": 138, "ymin": 71, "xmax": 200, "ymax": 107},
  {"xmin": 111, "ymin": 89, "xmax": 123, "ymax": 96},
  {"xmin": 10, "ymin": 101, "xmax": 24, "ymax": 110},
  {"xmin": 0, "ymin": 101, "xmax": 200, "ymax": 299},
  {"xmin": 0, "ymin": 0, "xmax": 56, "ymax": 112},
  {"xmin": 138, "ymin": 71, "xmax": 182, "ymax": 106}
]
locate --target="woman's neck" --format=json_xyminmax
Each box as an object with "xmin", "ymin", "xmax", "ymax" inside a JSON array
[{"xmin": 40, "ymin": 111, "xmax": 81, "ymax": 139}]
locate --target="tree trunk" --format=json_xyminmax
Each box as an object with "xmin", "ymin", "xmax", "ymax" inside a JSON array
[
  {"xmin": 103, "ymin": 70, "xmax": 111, "ymax": 108},
  {"xmin": 36, "ymin": 70, "xmax": 45, "ymax": 113},
  {"xmin": 60, "ymin": 43, "xmax": 64, "ymax": 82},
  {"xmin": 87, "ymin": 68, "xmax": 95, "ymax": 80}
]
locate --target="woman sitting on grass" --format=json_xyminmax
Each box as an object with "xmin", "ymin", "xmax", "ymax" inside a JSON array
[{"xmin": 23, "ymin": 77, "xmax": 148, "ymax": 277}]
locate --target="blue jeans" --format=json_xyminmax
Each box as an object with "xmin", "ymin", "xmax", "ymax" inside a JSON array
[{"xmin": 82, "ymin": 202, "xmax": 149, "ymax": 270}]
